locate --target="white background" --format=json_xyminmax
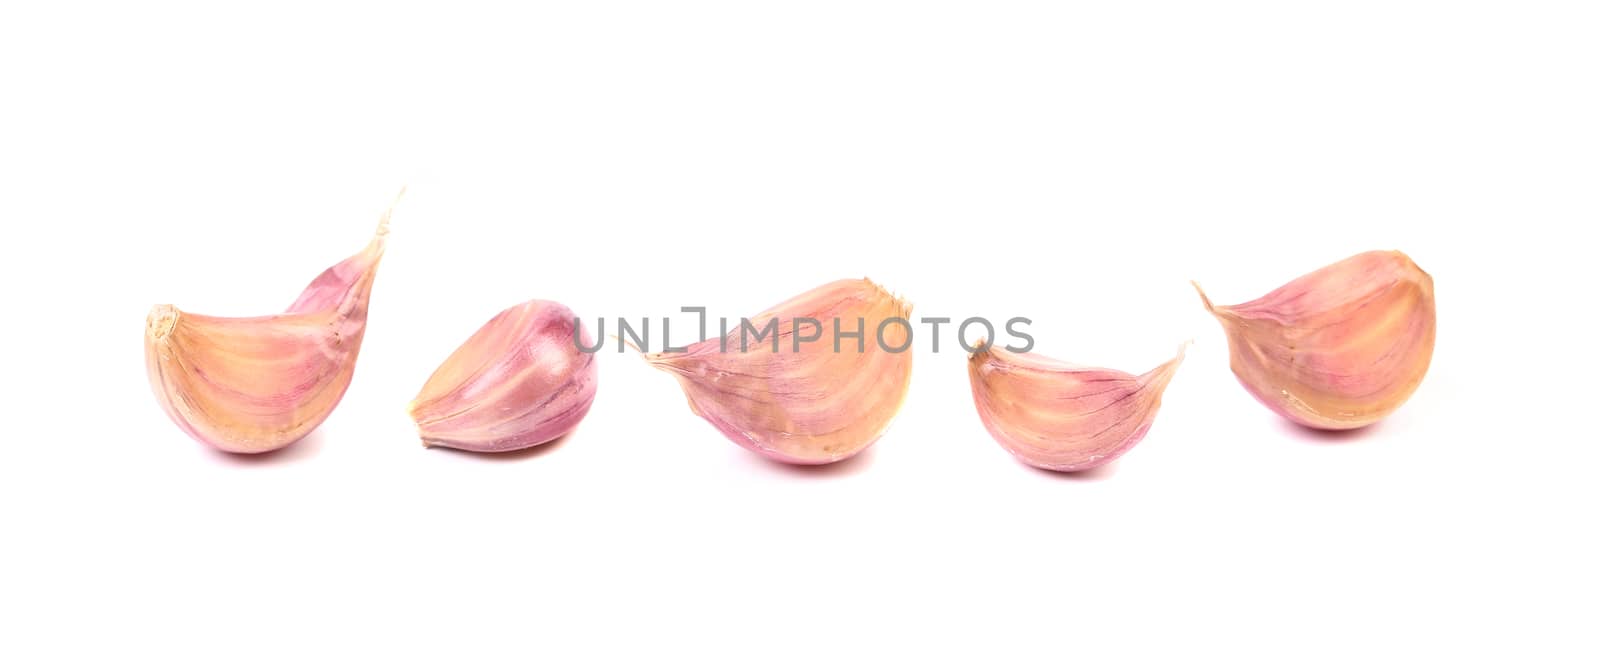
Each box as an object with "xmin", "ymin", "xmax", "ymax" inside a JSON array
[{"xmin": 2, "ymin": 1, "xmax": 1597, "ymax": 658}]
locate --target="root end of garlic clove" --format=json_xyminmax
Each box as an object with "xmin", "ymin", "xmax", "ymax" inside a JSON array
[
  {"xmin": 967, "ymin": 337, "xmax": 993, "ymax": 358},
  {"xmin": 146, "ymin": 304, "xmax": 180, "ymax": 342}
]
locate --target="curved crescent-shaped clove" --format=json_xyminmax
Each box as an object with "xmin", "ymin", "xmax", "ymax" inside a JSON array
[
  {"xmin": 969, "ymin": 342, "xmax": 1186, "ymax": 472},
  {"xmin": 1193, "ymin": 250, "xmax": 1436, "ymax": 430},
  {"xmin": 144, "ymin": 199, "xmax": 394, "ymax": 453}
]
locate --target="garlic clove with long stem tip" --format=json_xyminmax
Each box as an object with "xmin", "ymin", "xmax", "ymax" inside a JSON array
[
  {"xmin": 968, "ymin": 341, "xmax": 1187, "ymax": 472},
  {"xmin": 642, "ymin": 278, "xmax": 913, "ymax": 465},
  {"xmin": 144, "ymin": 194, "xmax": 397, "ymax": 454},
  {"xmin": 1193, "ymin": 250, "xmax": 1436, "ymax": 430},
  {"xmin": 408, "ymin": 300, "xmax": 599, "ymax": 453}
]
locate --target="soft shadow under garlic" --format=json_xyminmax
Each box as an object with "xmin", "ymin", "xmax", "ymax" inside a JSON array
[
  {"xmin": 205, "ymin": 428, "xmax": 329, "ymax": 466},
  {"xmin": 1275, "ymin": 417, "xmax": 1385, "ymax": 443},
  {"xmin": 1029, "ymin": 459, "xmax": 1120, "ymax": 481},
  {"xmin": 734, "ymin": 443, "xmax": 880, "ymax": 478},
  {"xmin": 424, "ymin": 430, "xmax": 578, "ymax": 461}
]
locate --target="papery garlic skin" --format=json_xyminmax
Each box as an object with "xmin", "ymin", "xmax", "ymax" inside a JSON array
[
  {"xmin": 644, "ymin": 278, "xmax": 912, "ymax": 465},
  {"xmin": 1194, "ymin": 250, "xmax": 1436, "ymax": 430},
  {"xmin": 144, "ymin": 209, "xmax": 390, "ymax": 454},
  {"xmin": 968, "ymin": 342, "xmax": 1186, "ymax": 472},
  {"xmin": 409, "ymin": 301, "xmax": 598, "ymax": 453}
]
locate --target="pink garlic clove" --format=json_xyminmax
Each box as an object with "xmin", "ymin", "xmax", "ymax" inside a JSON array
[
  {"xmin": 642, "ymin": 278, "xmax": 914, "ymax": 465},
  {"xmin": 144, "ymin": 198, "xmax": 394, "ymax": 454},
  {"xmin": 1193, "ymin": 250, "xmax": 1436, "ymax": 430},
  {"xmin": 409, "ymin": 300, "xmax": 599, "ymax": 452},
  {"xmin": 968, "ymin": 342, "xmax": 1187, "ymax": 472}
]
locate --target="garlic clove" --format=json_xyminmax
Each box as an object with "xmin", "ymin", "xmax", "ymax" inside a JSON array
[
  {"xmin": 409, "ymin": 300, "xmax": 598, "ymax": 453},
  {"xmin": 968, "ymin": 341, "xmax": 1186, "ymax": 472},
  {"xmin": 1193, "ymin": 250, "xmax": 1436, "ymax": 430},
  {"xmin": 643, "ymin": 278, "xmax": 913, "ymax": 465},
  {"xmin": 144, "ymin": 200, "xmax": 393, "ymax": 454}
]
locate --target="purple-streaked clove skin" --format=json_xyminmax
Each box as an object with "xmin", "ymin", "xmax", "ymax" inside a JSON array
[
  {"xmin": 642, "ymin": 278, "xmax": 913, "ymax": 465},
  {"xmin": 968, "ymin": 341, "xmax": 1187, "ymax": 472},
  {"xmin": 1193, "ymin": 250, "xmax": 1436, "ymax": 430},
  {"xmin": 409, "ymin": 300, "xmax": 598, "ymax": 452}
]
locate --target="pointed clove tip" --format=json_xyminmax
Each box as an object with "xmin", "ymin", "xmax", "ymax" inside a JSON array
[
  {"xmin": 1140, "ymin": 341, "xmax": 1191, "ymax": 385},
  {"xmin": 1190, "ymin": 280, "xmax": 1217, "ymax": 314},
  {"xmin": 1389, "ymin": 249, "xmax": 1434, "ymax": 283},
  {"xmin": 619, "ymin": 334, "xmax": 673, "ymax": 368},
  {"xmin": 146, "ymin": 304, "xmax": 179, "ymax": 341},
  {"xmin": 373, "ymin": 210, "xmax": 392, "ymax": 239},
  {"xmin": 369, "ymin": 187, "xmax": 405, "ymax": 247},
  {"xmin": 1163, "ymin": 340, "xmax": 1193, "ymax": 374}
]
